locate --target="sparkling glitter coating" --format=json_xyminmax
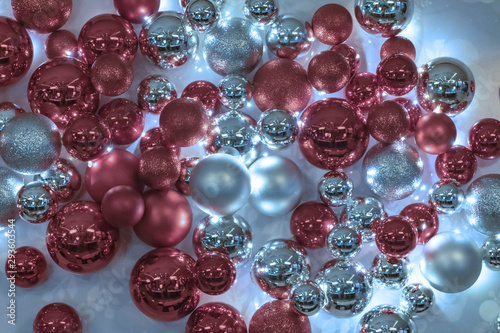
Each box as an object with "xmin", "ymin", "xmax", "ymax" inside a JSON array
[
  {"xmin": 366, "ymin": 100, "xmax": 410, "ymax": 144},
  {"xmin": 45, "ymin": 30, "xmax": 78, "ymax": 59},
  {"xmin": 331, "ymin": 43, "xmax": 360, "ymax": 77},
  {"xmin": 91, "ymin": 53, "xmax": 134, "ymax": 96},
  {"xmin": 465, "ymin": 174, "xmax": 500, "ymax": 235},
  {"xmin": 138, "ymin": 147, "xmax": 181, "ymax": 190},
  {"xmin": 0, "ymin": 167, "xmax": 24, "ymax": 225},
  {"xmin": 181, "ymin": 80, "xmax": 221, "ymax": 116},
  {"xmin": 393, "ymin": 97, "xmax": 422, "ymax": 132},
  {"xmin": 312, "ymin": 4, "xmax": 352, "ymax": 46},
  {"xmin": 0, "ymin": 102, "xmax": 25, "ymax": 131},
  {"xmin": 249, "ymin": 300, "xmax": 311, "ymax": 333},
  {"xmin": 12, "ymin": 0, "xmax": 72, "ymax": 34},
  {"xmin": 380, "ymin": 36, "xmax": 416, "ymax": 60},
  {"xmin": 308, "ymin": 50, "xmax": 351, "ymax": 93}
]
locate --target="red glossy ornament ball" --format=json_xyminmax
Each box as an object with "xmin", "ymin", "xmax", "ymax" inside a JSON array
[
  {"xmin": 290, "ymin": 201, "xmax": 338, "ymax": 249},
  {"xmin": 374, "ymin": 215, "xmax": 418, "ymax": 260},
  {"xmin": 45, "ymin": 30, "xmax": 78, "ymax": 59},
  {"xmin": 253, "ymin": 58, "xmax": 312, "ymax": 112},
  {"xmin": 377, "ymin": 54, "xmax": 418, "ymax": 96},
  {"xmin": 11, "ymin": 0, "xmax": 71, "ymax": 34},
  {"xmin": 469, "ymin": 118, "xmax": 500, "ymax": 159},
  {"xmin": 33, "ymin": 303, "xmax": 82, "ymax": 333},
  {"xmin": 182, "ymin": 80, "xmax": 222, "ymax": 116},
  {"xmin": 138, "ymin": 147, "xmax": 181, "ymax": 190},
  {"xmin": 393, "ymin": 97, "xmax": 422, "ymax": 133},
  {"xmin": 380, "ymin": 36, "xmax": 416, "ymax": 61},
  {"xmin": 78, "ymin": 14, "xmax": 138, "ymax": 65},
  {"xmin": 249, "ymin": 300, "xmax": 311, "ymax": 333},
  {"xmin": 28, "ymin": 58, "xmax": 100, "ymax": 128},
  {"xmin": 130, "ymin": 247, "xmax": 200, "ymax": 321},
  {"xmin": 159, "ymin": 98, "xmax": 210, "ymax": 147},
  {"xmin": 0, "ymin": 16, "xmax": 32, "ymax": 87},
  {"xmin": 194, "ymin": 252, "xmax": 236, "ymax": 295},
  {"xmin": 435, "ymin": 145, "xmax": 477, "ymax": 184},
  {"xmin": 186, "ymin": 302, "xmax": 247, "ymax": 333},
  {"xmin": 46, "ymin": 201, "xmax": 119, "ymax": 273},
  {"xmin": 308, "ymin": 50, "xmax": 351, "ymax": 93},
  {"xmin": 344, "ymin": 72, "xmax": 383, "ymax": 115},
  {"xmin": 99, "ymin": 99, "xmax": 144, "ymax": 145},
  {"xmin": 133, "ymin": 190, "xmax": 192, "ymax": 247},
  {"xmin": 176, "ymin": 157, "xmax": 200, "ymax": 196},
  {"xmin": 312, "ymin": 4, "xmax": 352, "ymax": 46},
  {"xmin": 5, "ymin": 246, "xmax": 47, "ymax": 288},
  {"xmin": 331, "ymin": 43, "xmax": 360, "ymax": 77},
  {"xmin": 114, "ymin": 0, "xmax": 160, "ymax": 24},
  {"xmin": 101, "ymin": 185, "xmax": 145, "ymax": 228},
  {"xmin": 415, "ymin": 113, "xmax": 457, "ymax": 155},
  {"xmin": 85, "ymin": 148, "xmax": 144, "ymax": 202},
  {"xmin": 62, "ymin": 115, "xmax": 111, "ymax": 162},
  {"xmin": 400, "ymin": 203, "xmax": 439, "ymax": 245},
  {"xmin": 367, "ymin": 100, "xmax": 411, "ymax": 144},
  {"xmin": 299, "ymin": 98, "xmax": 369, "ymax": 170},
  {"xmin": 91, "ymin": 54, "xmax": 134, "ymax": 97}
]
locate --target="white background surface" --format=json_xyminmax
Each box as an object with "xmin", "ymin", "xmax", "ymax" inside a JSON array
[{"xmin": 1, "ymin": 0, "xmax": 500, "ymax": 332}]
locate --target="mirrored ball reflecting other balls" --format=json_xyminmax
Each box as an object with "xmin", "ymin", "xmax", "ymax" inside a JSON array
[
  {"xmin": 290, "ymin": 280, "xmax": 325, "ymax": 316},
  {"xmin": 429, "ymin": 179, "xmax": 465, "ymax": 215},
  {"xmin": 341, "ymin": 196, "xmax": 387, "ymax": 242},
  {"xmin": 244, "ymin": 0, "xmax": 279, "ymax": 26},
  {"xmin": 326, "ymin": 224, "xmax": 362, "ymax": 259},
  {"xmin": 258, "ymin": 109, "xmax": 299, "ymax": 150},
  {"xmin": 266, "ymin": 15, "xmax": 313, "ymax": 59},
  {"xmin": 355, "ymin": 0, "xmax": 414, "ymax": 37},
  {"xmin": 186, "ymin": 0, "xmax": 220, "ymax": 32},
  {"xmin": 17, "ymin": 181, "xmax": 58, "ymax": 224},
  {"xmin": 357, "ymin": 305, "xmax": 416, "ymax": 333},
  {"xmin": 400, "ymin": 283, "xmax": 435, "ymax": 315},
  {"xmin": 371, "ymin": 253, "xmax": 410, "ymax": 290},
  {"xmin": 218, "ymin": 75, "xmax": 253, "ymax": 110},
  {"xmin": 318, "ymin": 171, "xmax": 353, "ymax": 207},
  {"xmin": 482, "ymin": 236, "xmax": 500, "ymax": 271}
]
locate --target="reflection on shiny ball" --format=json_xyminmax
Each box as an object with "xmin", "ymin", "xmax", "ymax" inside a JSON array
[
  {"xmin": 290, "ymin": 280, "xmax": 325, "ymax": 316},
  {"xmin": 186, "ymin": 0, "xmax": 219, "ymax": 32},
  {"xmin": 266, "ymin": 15, "xmax": 313, "ymax": 59},
  {"xmin": 137, "ymin": 75, "xmax": 177, "ymax": 114},
  {"xmin": 258, "ymin": 109, "xmax": 299, "ymax": 150},
  {"xmin": 218, "ymin": 75, "xmax": 253, "ymax": 110},
  {"xmin": 0, "ymin": 167, "xmax": 24, "ymax": 225},
  {"xmin": 371, "ymin": 253, "xmax": 410, "ymax": 290},
  {"xmin": 400, "ymin": 283, "xmax": 435, "ymax": 315},
  {"xmin": 326, "ymin": 224, "xmax": 362, "ymax": 259},
  {"xmin": 482, "ymin": 236, "xmax": 500, "ymax": 271},
  {"xmin": 355, "ymin": 0, "xmax": 414, "ymax": 37},
  {"xmin": 341, "ymin": 196, "xmax": 387, "ymax": 242},
  {"xmin": 244, "ymin": 0, "xmax": 279, "ymax": 25},
  {"xmin": 318, "ymin": 171, "xmax": 353, "ymax": 207},
  {"xmin": 429, "ymin": 179, "xmax": 465, "ymax": 215},
  {"xmin": 17, "ymin": 181, "xmax": 58, "ymax": 224},
  {"xmin": 357, "ymin": 305, "xmax": 416, "ymax": 333}
]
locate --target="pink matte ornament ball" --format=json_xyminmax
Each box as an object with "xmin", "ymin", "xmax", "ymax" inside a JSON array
[
  {"xmin": 138, "ymin": 147, "xmax": 181, "ymax": 190},
  {"xmin": 33, "ymin": 303, "xmax": 82, "ymax": 333},
  {"xmin": 400, "ymin": 203, "xmax": 439, "ymax": 245},
  {"xmin": 99, "ymin": 99, "xmax": 144, "ymax": 145},
  {"xmin": 367, "ymin": 100, "xmax": 411, "ymax": 144},
  {"xmin": 11, "ymin": 0, "xmax": 72, "ymax": 34},
  {"xmin": 101, "ymin": 185, "xmax": 145, "ymax": 228},
  {"xmin": 435, "ymin": 145, "xmax": 477, "ymax": 184},
  {"xmin": 45, "ymin": 30, "xmax": 78, "ymax": 59},
  {"xmin": 62, "ymin": 115, "xmax": 111, "ymax": 162},
  {"xmin": 308, "ymin": 50, "xmax": 351, "ymax": 94},
  {"xmin": 331, "ymin": 43, "xmax": 361, "ymax": 77},
  {"xmin": 377, "ymin": 54, "xmax": 418, "ymax": 96},
  {"xmin": 345, "ymin": 72, "xmax": 383, "ymax": 115},
  {"xmin": 374, "ymin": 215, "xmax": 418, "ymax": 261},
  {"xmin": 114, "ymin": 0, "xmax": 160, "ymax": 24},
  {"xmin": 194, "ymin": 252, "xmax": 236, "ymax": 295},
  {"xmin": 380, "ymin": 36, "xmax": 416, "ymax": 61},
  {"xmin": 91, "ymin": 53, "xmax": 134, "ymax": 97},
  {"xmin": 415, "ymin": 112, "xmax": 457, "ymax": 155},
  {"xmin": 468, "ymin": 118, "xmax": 500, "ymax": 159},
  {"xmin": 5, "ymin": 246, "xmax": 47, "ymax": 288},
  {"xmin": 312, "ymin": 4, "xmax": 352, "ymax": 46}
]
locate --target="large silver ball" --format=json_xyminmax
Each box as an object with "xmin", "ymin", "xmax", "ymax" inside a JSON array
[
  {"xmin": 417, "ymin": 57, "xmax": 475, "ymax": 116},
  {"xmin": 482, "ymin": 236, "xmax": 500, "ymax": 271},
  {"xmin": 362, "ymin": 142, "xmax": 424, "ymax": 201},
  {"xmin": 266, "ymin": 15, "xmax": 313, "ymax": 59},
  {"xmin": 420, "ymin": 232, "xmax": 482, "ymax": 293},
  {"xmin": 465, "ymin": 174, "xmax": 500, "ymax": 235},
  {"xmin": 243, "ymin": 0, "xmax": 279, "ymax": 26},
  {"xmin": 429, "ymin": 179, "xmax": 465, "ymax": 215},
  {"xmin": 341, "ymin": 196, "xmax": 387, "ymax": 242},
  {"xmin": 357, "ymin": 305, "xmax": 416, "ymax": 333},
  {"xmin": 258, "ymin": 109, "xmax": 298, "ymax": 150},
  {"xmin": 400, "ymin": 283, "xmax": 435, "ymax": 316},
  {"xmin": 315, "ymin": 260, "xmax": 373, "ymax": 317},
  {"xmin": 17, "ymin": 181, "xmax": 58, "ymax": 224},
  {"xmin": 251, "ymin": 239, "xmax": 310, "ymax": 299},
  {"xmin": 186, "ymin": 0, "xmax": 219, "ymax": 32},
  {"xmin": 290, "ymin": 280, "xmax": 325, "ymax": 316},
  {"xmin": 193, "ymin": 214, "xmax": 253, "ymax": 265},
  {"xmin": 0, "ymin": 167, "xmax": 24, "ymax": 224},
  {"xmin": 318, "ymin": 171, "xmax": 353, "ymax": 207},
  {"xmin": 218, "ymin": 75, "xmax": 252, "ymax": 110},
  {"xmin": 189, "ymin": 154, "xmax": 251, "ymax": 216},
  {"xmin": 0, "ymin": 113, "xmax": 61, "ymax": 175},
  {"xmin": 326, "ymin": 224, "xmax": 362, "ymax": 260},
  {"xmin": 371, "ymin": 253, "xmax": 410, "ymax": 290},
  {"xmin": 249, "ymin": 156, "xmax": 304, "ymax": 216},
  {"xmin": 204, "ymin": 18, "xmax": 263, "ymax": 76},
  {"xmin": 355, "ymin": 0, "xmax": 414, "ymax": 37}
]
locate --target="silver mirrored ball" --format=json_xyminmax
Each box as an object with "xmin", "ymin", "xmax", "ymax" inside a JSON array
[
  {"xmin": 290, "ymin": 280, "xmax": 325, "ymax": 316},
  {"xmin": 266, "ymin": 15, "xmax": 313, "ymax": 59},
  {"xmin": 244, "ymin": 0, "xmax": 279, "ymax": 26},
  {"xmin": 186, "ymin": 0, "xmax": 219, "ymax": 32},
  {"xmin": 371, "ymin": 253, "xmax": 410, "ymax": 290},
  {"xmin": 318, "ymin": 171, "xmax": 353, "ymax": 207},
  {"xmin": 327, "ymin": 224, "xmax": 362, "ymax": 260},
  {"xmin": 137, "ymin": 75, "xmax": 176, "ymax": 114},
  {"xmin": 341, "ymin": 196, "xmax": 387, "ymax": 242},
  {"xmin": 355, "ymin": 0, "xmax": 414, "ymax": 37},
  {"xmin": 17, "ymin": 181, "xmax": 57, "ymax": 223},
  {"xmin": 429, "ymin": 179, "xmax": 465, "ymax": 215},
  {"xmin": 218, "ymin": 75, "xmax": 252, "ymax": 110},
  {"xmin": 482, "ymin": 236, "xmax": 500, "ymax": 271},
  {"xmin": 401, "ymin": 283, "xmax": 435, "ymax": 315},
  {"xmin": 357, "ymin": 305, "xmax": 417, "ymax": 333},
  {"xmin": 258, "ymin": 109, "xmax": 298, "ymax": 150}
]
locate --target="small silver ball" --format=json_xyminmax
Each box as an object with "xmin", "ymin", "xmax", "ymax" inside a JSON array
[
  {"xmin": 218, "ymin": 75, "xmax": 252, "ymax": 110},
  {"xmin": 400, "ymin": 283, "xmax": 435, "ymax": 315},
  {"xmin": 357, "ymin": 305, "xmax": 416, "ymax": 333},
  {"xmin": 371, "ymin": 253, "xmax": 410, "ymax": 290},
  {"xmin": 326, "ymin": 224, "xmax": 362, "ymax": 260},
  {"xmin": 137, "ymin": 76, "xmax": 176, "ymax": 114},
  {"xmin": 318, "ymin": 171, "xmax": 353, "ymax": 207},
  {"xmin": 429, "ymin": 179, "xmax": 465, "ymax": 215},
  {"xmin": 355, "ymin": 0, "xmax": 414, "ymax": 37},
  {"xmin": 482, "ymin": 236, "xmax": 500, "ymax": 271},
  {"xmin": 341, "ymin": 197, "xmax": 387, "ymax": 242},
  {"xmin": 17, "ymin": 181, "xmax": 58, "ymax": 223},
  {"xmin": 290, "ymin": 280, "xmax": 325, "ymax": 316},
  {"xmin": 258, "ymin": 109, "xmax": 298, "ymax": 150},
  {"xmin": 186, "ymin": 0, "xmax": 219, "ymax": 32},
  {"xmin": 496, "ymin": 313, "xmax": 500, "ymax": 333},
  {"xmin": 266, "ymin": 15, "xmax": 313, "ymax": 59},
  {"xmin": 243, "ymin": 0, "xmax": 279, "ymax": 26},
  {"xmin": 465, "ymin": 174, "xmax": 500, "ymax": 235},
  {"xmin": 0, "ymin": 167, "xmax": 24, "ymax": 224}
]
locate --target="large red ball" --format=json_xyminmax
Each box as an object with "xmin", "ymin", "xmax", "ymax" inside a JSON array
[
  {"xmin": 415, "ymin": 113, "xmax": 457, "ymax": 155},
  {"xmin": 308, "ymin": 50, "xmax": 351, "ymax": 93},
  {"xmin": 138, "ymin": 147, "xmax": 181, "ymax": 190},
  {"xmin": 186, "ymin": 302, "xmax": 247, "ymax": 333},
  {"xmin": 344, "ymin": 72, "xmax": 383, "ymax": 115},
  {"xmin": 5, "ymin": 246, "xmax": 47, "ymax": 288},
  {"xmin": 194, "ymin": 252, "xmax": 236, "ymax": 295},
  {"xmin": 400, "ymin": 203, "xmax": 439, "ymax": 245},
  {"xmin": 312, "ymin": 4, "xmax": 352, "ymax": 46},
  {"xmin": 101, "ymin": 185, "xmax": 145, "ymax": 228},
  {"xmin": 249, "ymin": 300, "xmax": 311, "ymax": 333},
  {"xmin": 0, "ymin": 16, "xmax": 32, "ymax": 87},
  {"xmin": 91, "ymin": 53, "xmax": 134, "ymax": 97},
  {"xmin": 62, "ymin": 115, "xmax": 111, "ymax": 161},
  {"xmin": 114, "ymin": 0, "xmax": 160, "ymax": 24},
  {"xmin": 181, "ymin": 80, "xmax": 222, "ymax": 116},
  {"xmin": 435, "ymin": 145, "xmax": 477, "ymax": 184},
  {"xmin": 374, "ymin": 215, "xmax": 418, "ymax": 260},
  {"xmin": 99, "ymin": 99, "xmax": 144, "ymax": 145},
  {"xmin": 367, "ymin": 100, "xmax": 411, "ymax": 144},
  {"xmin": 12, "ymin": 0, "xmax": 72, "ymax": 34},
  {"xmin": 33, "ymin": 303, "xmax": 82, "ymax": 333},
  {"xmin": 377, "ymin": 54, "xmax": 418, "ymax": 96},
  {"xmin": 469, "ymin": 118, "xmax": 500, "ymax": 159}
]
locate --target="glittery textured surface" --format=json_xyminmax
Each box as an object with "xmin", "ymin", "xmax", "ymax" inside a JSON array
[
  {"xmin": 0, "ymin": 167, "xmax": 24, "ymax": 225},
  {"xmin": 331, "ymin": 43, "xmax": 360, "ymax": 77},
  {"xmin": 290, "ymin": 201, "xmax": 337, "ymax": 249},
  {"xmin": 468, "ymin": 118, "xmax": 500, "ymax": 159},
  {"xmin": 380, "ymin": 36, "xmax": 416, "ymax": 60},
  {"xmin": 137, "ymin": 75, "xmax": 177, "ymax": 114},
  {"xmin": 186, "ymin": 302, "xmax": 247, "ymax": 332},
  {"xmin": 5, "ymin": 246, "xmax": 47, "ymax": 288},
  {"xmin": 138, "ymin": 147, "xmax": 181, "ymax": 190},
  {"xmin": 99, "ymin": 99, "xmax": 144, "ymax": 145},
  {"xmin": 308, "ymin": 50, "xmax": 351, "ymax": 93},
  {"xmin": 62, "ymin": 115, "xmax": 111, "ymax": 162},
  {"xmin": 363, "ymin": 142, "xmax": 424, "ymax": 200},
  {"xmin": 377, "ymin": 54, "xmax": 418, "ymax": 96},
  {"xmin": 344, "ymin": 72, "xmax": 383, "ymax": 114},
  {"xmin": 194, "ymin": 252, "xmax": 236, "ymax": 295},
  {"xmin": 249, "ymin": 300, "xmax": 311, "ymax": 333},
  {"xmin": 0, "ymin": 113, "xmax": 61, "ymax": 174},
  {"xmin": 435, "ymin": 145, "xmax": 477, "ymax": 184},
  {"xmin": 204, "ymin": 17, "xmax": 263, "ymax": 76},
  {"xmin": 366, "ymin": 100, "xmax": 410, "ymax": 144},
  {"xmin": 113, "ymin": 0, "xmax": 160, "ymax": 24},
  {"xmin": 91, "ymin": 53, "xmax": 134, "ymax": 97},
  {"xmin": 465, "ymin": 174, "xmax": 500, "ymax": 235},
  {"xmin": 393, "ymin": 97, "xmax": 422, "ymax": 133},
  {"xmin": 181, "ymin": 80, "xmax": 221, "ymax": 116},
  {"xmin": 415, "ymin": 112, "xmax": 457, "ymax": 155},
  {"xmin": 312, "ymin": 4, "xmax": 352, "ymax": 46},
  {"xmin": 45, "ymin": 30, "xmax": 78, "ymax": 59},
  {"xmin": 33, "ymin": 303, "xmax": 82, "ymax": 333},
  {"xmin": 175, "ymin": 157, "xmax": 199, "ymax": 196},
  {"xmin": 12, "ymin": 0, "xmax": 72, "ymax": 34}
]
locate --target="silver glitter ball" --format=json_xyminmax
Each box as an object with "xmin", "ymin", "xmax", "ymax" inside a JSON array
[
  {"xmin": 429, "ymin": 179, "xmax": 465, "ymax": 215},
  {"xmin": 290, "ymin": 280, "xmax": 325, "ymax": 316},
  {"xmin": 417, "ymin": 57, "xmax": 475, "ymax": 116},
  {"xmin": 482, "ymin": 236, "xmax": 500, "ymax": 271},
  {"xmin": 315, "ymin": 260, "xmax": 373, "ymax": 317},
  {"xmin": 0, "ymin": 167, "xmax": 24, "ymax": 224},
  {"xmin": 140, "ymin": 11, "xmax": 198, "ymax": 69},
  {"xmin": 258, "ymin": 109, "xmax": 299, "ymax": 150},
  {"xmin": 137, "ymin": 75, "xmax": 177, "ymax": 114},
  {"xmin": 186, "ymin": 0, "xmax": 219, "ymax": 32},
  {"xmin": 371, "ymin": 253, "xmax": 410, "ymax": 290},
  {"xmin": 205, "ymin": 111, "xmax": 261, "ymax": 167},
  {"xmin": 465, "ymin": 174, "xmax": 500, "ymax": 235},
  {"xmin": 355, "ymin": 0, "xmax": 414, "ymax": 37},
  {"xmin": 341, "ymin": 196, "xmax": 387, "ymax": 242},
  {"xmin": 363, "ymin": 142, "xmax": 424, "ymax": 201},
  {"xmin": 251, "ymin": 239, "xmax": 310, "ymax": 299},
  {"xmin": 243, "ymin": 0, "xmax": 279, "ymax": 26},
  {"xmin": 266, "ymin": 15, "xmax": 313, "ymax": 59},
  {"xmin": 17, "ymin": 181, "xmax": 58, "ymax": 224},
  {"xmin": 218, "ymin": 75, "xmax": 252, "ymax": 110},
  {"xmin": 327, "ymin": 224, "xmax": 362, "ymax": 260},
  {"xmin": 400, "ymin": 283, "xmax": 435, "ymax": 315},
  {"xmin": 0, "ymin": 113, "xmax": 61, "ymax": 175},
  {"xmin": 193, "ymin": 214, "xmax": 253, "ymax": 265},
  {"xmin": 357, "ymin": 305, "xmax": 416, "ymax": 333},
  {"xmin": 318, "ymin": 171, "xmax": 353, "ymax": 207},
  {"xmin": 204, "ymin": 17, "xmax": 263, "ymax": 76}
]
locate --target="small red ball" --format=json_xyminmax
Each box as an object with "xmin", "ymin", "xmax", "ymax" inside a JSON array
[
  {"xmin": 435, "ymin": 145, "xmax": 477, "ymax": 184},
  {"xmin": 194, "ymin": 252, "xmax": 236, "ymax": 295},
  {"xmin": 393, "ymin": 97, "xmax": 422, "ymax": 132},
  {"xmin": 308, "ymin": 50, "xmax": 351, "ymax": 93},
  {"xmin": 380, "ymin": 36, "xmax": 416, "ymax": 61},
  {"xmin": 45, "ymin": 30, "xmax": 78, "ymax": 59},
  {"xmin": 249, "ymin": 300, "xmax": 311, "ymax": 333},
  {"xmin": 91, "ymin": 53, "xmax": 134, "ymax": 97},
  {"xmin": 312, "ymin": 4, "xmax": 352, "ymax": 46},
  {"xmin": 175, "ymin": 157, "xmax": 200, "ymax": 196},
  {"xmin": 181, "ymin": 80, "xmax": 222, "ymax": 116},
  {"xmin": 290, "ymin": 201, "xmax": 338, "ymax": 249},
  {"xmin": 133, "ymin": 190, "xmax": 193, "ymax": 248},
  {"xmin": 114, "ymin": 0, "xmax": 160, "ymax": 24},
  {"xmin": 186, "ymin": 302, "xmax": 246, "ymax": 333},
  {"xmin": 5, "ymin": 246, "xmax": 47, "ymax": 288},
  {"xmin": 33, "ymin": 303, "xmax": 82, "ymax": 333},
  {"xmin": 12, "ymin": 0, "xmax": 72, "ymax": 34},
  {"xmin": 377, "ymin": 54, "xmax": 418, "ymax": 96},
  {"xmin": 415, "ymin": 113, "xmax": 457, "ymax": 155},
  {"xmin": 344, "ymin": 72, "xmax": 383, "ymax": 115},
  {"xmin": 469, "ymin": 118, "xmax": 500, "ymax": 159},
  {"xmin": 374, "ymin": 215, "xmax": 418, "ymax": 260},
  {"xmin": 99, "ymin": 99, "xmax": 144, "ymax": 145},
  {"xmin": 62, "ymin": 115, "xmax": 111, "ymax": 161},
  {"xmin": 101, "ymin": 185, "xmax": 145, "ymax": 228},
  {"xmin": 400, "ymin": 203, "xmax": 439, "ymax": 245},
  {"xmin": 138, "ymin": 147, "xmax": 181, "ymax": 190},
  {"xmin": 367, "ymin": 100, "xmax": 411, "ymax": 144},
  {"xmin": 331, "ymin": 43, "xmax": 360, "ymax": 77}
]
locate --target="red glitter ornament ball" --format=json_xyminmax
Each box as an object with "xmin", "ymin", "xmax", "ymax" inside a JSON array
[
  {"xmin": 175, "ymin": 157, "xmax": 200, "ymax": 196},
  {"xmin": 393, "ymin": 97, "xmax": 422, "ymax": 132},
  {"xmin": 400, "ymin": 203, "xmax": 439, "ymax": 245},
  {"xmin": 331, "ymin": 43, "xmax": 360, "ymax": 77},
  {"xmin": 253, "ymin": 58, "xmax": 312, "ymax": 112},
  {"xmin": 345, "ymin": 72, "xmax": 383, "ymax": 115},
  {"xmin": 114, "ymin": 0, "xmax": 160, "ymax": 24},
  {"xmin": 33, "ymin": 303, "xmax": 82, "ymax": 333},
  {"xmin": 299, "ymin": 98, "xmax": 369, "ymax": 170},
  {"xmin": 374, "ymin": 215, "xmax": 418, "ymax": 260},
  {"xmin": 85, "ymin": 148, "xmax": 144, "ymax": 202},
  {"xmin": 138, "ymin": 147, "xmax": 181, "ymax": 190},
  {"xmin": 0, "ymin": 16, "xmax": 32, "ymax": 87},
  {"xmin": 312, "ymin": 4, "xmax": 352, "ymax": 46},
  {"xmin": 380, "ymin": 36, "xmax": 416, "ymax": 61},
  {"xmin": 78, "ymin": 14, "xmax": 138, "ymax": 65},
  {"xmin": 101, "ymin": 185, "xmax": 145, "ymax": 228},
  {"xmin": 249, "ymin": 300, "xmax": 311, "ymax": 333},
  {"xmin": 182, "ymin": 80, "xmax": 222, "ymax": 116},
  {"xmin": 46, "ymin": 201, "xmax": 119, "ymax": 273},
  {"xmin": 186, "ymin": 302, "xmax": 247, "ymax": 333},
  {"xmin": 159, "ymin": 98, "xmax": 210, "ymax": 147},
  {"xmin": 308, "ymin": 50, "xmax": 351, "ymax": 93},
  {"xmin": 435, "ymin": 145, "xmax": 477, "ymax": 184},
  {"xmin": 99, "ymin": 99, "xmax": 144, "ymax": 145},
  {"xmin": 290, "ymin": 201, "xmax": 338, "ymax": 249},
  {"xmin": 469, "ymin": 118, "xmax": 500, "ymax": 159},
  {"xmin": 45, "ymin": 30, "xmax": 78, "ymax": 59},
  {"xmin": 194, "ymin": 252, "xmax": 236, "ymax": 295},
  {"xmin": 5, "ymin": 246, "xmax": 47, "ymax": 288},
  {"xmin": 12, "ymin": 0, "xmax": 72, "ymax": 34},
  {"xmin": 62, "ymin": 115, "xmax": 111, "ymax": 162},
  {"xmin": 367, "ymin": 100, "xmax": 411, "ymax": 144},
  {"xmin": 91, "ymin": 53, "xmax": 134, "ymax": 96},
  {"xmin": 139, "ymin": 127, "xmax": 181, "ymax": 156},
  {"xmin": 377, "ymin": 54, "xmax": 418, "ymax": 96},
  {"xmin": 415, "ymin": 113, "xmax": 457, "ymax": 155}
]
